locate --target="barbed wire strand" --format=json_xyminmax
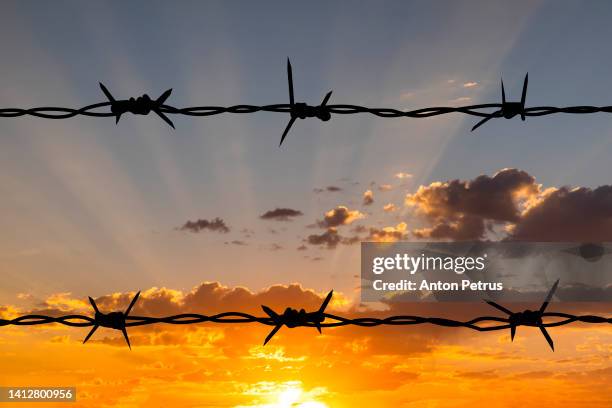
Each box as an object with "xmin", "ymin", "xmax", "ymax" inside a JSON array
[
  {"xmin": 1, "ymin": 281, "xmax": 610, "ymax": 350},
  {"xmin": 2, "ymin": 60, "xmax": 612, "ymax": 145}
]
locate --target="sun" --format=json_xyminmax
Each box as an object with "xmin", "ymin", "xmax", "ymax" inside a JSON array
[
  {"xmin": 273, "ymin": 383, "xmax": 328, "ymax": 408},
  {"xmin": 241, "ymin": 381, "xmax": 329, "ymax": 408}
]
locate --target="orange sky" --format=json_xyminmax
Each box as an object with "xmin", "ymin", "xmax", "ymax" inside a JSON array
[{"xmin": 1, "ymin": 283, "xmax": 610, "ymax": 407}]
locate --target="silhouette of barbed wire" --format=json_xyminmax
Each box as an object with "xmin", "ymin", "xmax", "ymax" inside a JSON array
[
  {"xmin": 1, "ymin": 281, "xmax": 610, "ymax": 350},
  {"xmin": 3, "ymin": 59, "xmax": 612, "ymax": 145}
]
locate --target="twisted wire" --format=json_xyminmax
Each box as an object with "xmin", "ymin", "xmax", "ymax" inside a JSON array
[
  {"xmin": 4, "ymin": 103, "xmax": 612, "ymax": 120},
  {"xmin": 2, "ymin": 311, "xmax": 609, "ymax": 329},
  {"xmin": 2, "ymin": 60, "xmax": 612, "ymax": 145},
  {"xmin": 2, "ymin": 282, "xmax": 608, "ymax": 350}
]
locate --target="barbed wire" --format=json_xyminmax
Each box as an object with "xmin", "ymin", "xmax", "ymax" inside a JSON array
[
  {"xmin": 2, "ymin": 60, "xmax": 612, "ymax": 145},
  {"xmin": 1, "ymin": 280, "xmax": 610, "ymax": 350}
]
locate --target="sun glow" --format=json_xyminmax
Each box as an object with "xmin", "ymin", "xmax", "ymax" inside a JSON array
[{"xmin": 239, "ymin": 381, "xmax": 329, "ymax": 408}]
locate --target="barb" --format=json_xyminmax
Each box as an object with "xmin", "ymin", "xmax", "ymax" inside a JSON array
[
  {"xmin": 484, "ymin": 279, "xmax": 558, "ymax": 350},
  {"xmin": 83, "ymin": 291, "xmax": 140, "ymax": 349},
  {"xmin": 3, "ymin": 61, "xmax": 612, "ymax": 144},
  {"xmin": 279, "ymin": 58, "xmax": 332, "ymax": 146},
  {"xmin": 472, "ymin": 73, "xmax": 528, "ymax": 131},
  {"xmin": 262, "ymin": 289, "xmax": 333, "ymax": 345},
  {"xmin": 99, "ymin": 83, "xmax": 174, "ymax": 128},
  {"xmin": 0, "ymin": 281, "xmax": 609, "ymax": 350}
]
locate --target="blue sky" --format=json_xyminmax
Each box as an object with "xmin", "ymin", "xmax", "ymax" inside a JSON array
[{"xmin": 1, "ymin": 0, "xmax": 612, "ymax": 303}]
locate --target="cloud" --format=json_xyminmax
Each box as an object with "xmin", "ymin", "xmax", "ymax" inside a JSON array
[
  {"xmin": 406, "ymin": 168, "xmax": 539, "ymax": 240},
  {"xmin": 412, "ymin": 215, "xmax": 485, "ymax": 241},
  {"xmin": 314, "ymin": 186, "xmax": 342, "ymax": 193},
  {"xmin": 463, "ymin": 81, "xmax": 478, "ymax": 88},
  {"xmin": 225, "ymin": 240, "xmax": 248, "ymax": 246},
  {"xmin": 383, "ymin": 203, "xmax": 397, "ymax": 212},
  {"xmin": 268, "ymin": 243, "xmax": 283, "ymax": 251},
  {"xmin": 378, "ymin": 184, "xmax": 394, "ymax": 192},
  {"xmin": 395, "ymin": 172, "xmax": 413, "ymax": 180},
  {"xmin": 241, "ymin": 228, "xmax": 255, "ymax": 237},
  {"xmin": 452, "ymin": 96, "xmax": 472, "ymax": 103},
  {"xmin": 405, "ymin": 168, "xmax": 612, "ymax": 242},
  {"xmin": 305, "ymin": 227, "xmax": 361, "ymax": 249},
  {"xmin": 317, "ymin": 206, "xmax": 365, "ymax": 228},
  {"xmin": 306, "ymin": 228, "xmax": 343, "ymax": 249},
  {"xmin": 0, "ymin": 305, "xmax": 21, "ymax": 319},
  {"xmin": 180, "ymin": 218, "xmax": 230, "ymax": 234},
  {"xmin": 367, "ymin": 222, "xmax": 409, "ymax": 242},
  {"xmin": 41, "ymin": 293, "xmax": 88, "ymax": 312},
  {"xmin": 508, "ymin": 185, "xmax": 612, "ymax": 241},
  {"xmin": 306, "ymin": 169, "xmax": 612, "ymax": 245},
  {"xmin": 180, "ymin": 282, "xmax": 338, "ymax": 316},
  {"xmin": 363, "ymin": 190, "xmax": 374, "ymax": 206},
  {"xmin": 259, "ymin": 208, "xmax": 303, "ymax": 221},
  {"xmin": 17, "ymin": 293, "xmax": 33, "ymax": 301},
  {"xmin": 310, "ymin": 221, "xmax": 408, "ymax": 246}
]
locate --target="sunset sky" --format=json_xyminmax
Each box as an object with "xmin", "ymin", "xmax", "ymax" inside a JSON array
[{"xmin": 0, "ymin": 1, "xmax": 611, "ymax": 407}]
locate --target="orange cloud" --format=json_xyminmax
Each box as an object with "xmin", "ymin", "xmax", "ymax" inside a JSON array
[
  {"xmin": 317, "ymin": 206, "xmax": 365, "ymax": 228},
  {"xmin": 395, "ymin": 172, "xmax": 413, "ymax": 180},
  {"xmin": 362, "ymin": 190, "xmax": 374, "ymax": 206},
  {"xmin": 367, "ymin": 222, "xmax": 408, "ymax": 242},
  {"xmin": 383, "ymin": 203, "xmax": 397, "ymax": 212}
]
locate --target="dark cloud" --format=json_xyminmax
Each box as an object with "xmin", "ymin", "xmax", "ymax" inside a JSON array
[
  {"xmin": 407, "ymin": 168, "xmax": 538, "ymax": 240},
  {"xmin": 314, "ymin": 186, "xmax": 343, "ymax": 193},
  {"xmin": 259, "ymin": 208, "xmax": 303, "ymax": 221},
  {"xmin": 225, "ymin": 240, "xmax": 247, "ymax": 246},
  {"xmin": 241, "ymin": 228, "xmax": 255, "ymax": 238},
  {"xmin": 407, "ymin": 169, "xmax": 612, "ymax": 242},
  {"xmin": 413, "ymin": 215, "xmax": 485, "ymax": 241},
  {"xmin": 408, "ymin": 168, "xmax": 536, "ymax": 222},
  {"xmin": 341, "ymin": 235, "xmax": 361, "ymax": 245},
  {"xmin": 180, "ymin": 218, "xmax": 230, "ymax": 234},
  {"xmin": 306, "ymin": 228, "xmax": 343, "ymax": 249},
  {"xmin": 508, "ymin": 186, "xmax": 612, "ymax": 241},
  {"xmin": 352, "ymin": 225, "xmax": 368, "ymax": 234},
  {"xmin": 306, "ymin": 228, "xmax": 361, "ymax": 249}
]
